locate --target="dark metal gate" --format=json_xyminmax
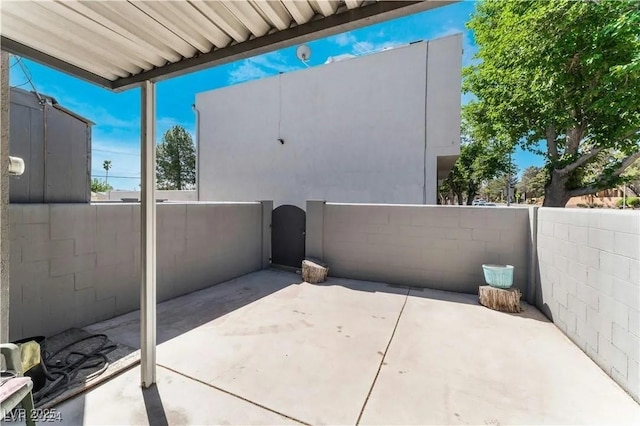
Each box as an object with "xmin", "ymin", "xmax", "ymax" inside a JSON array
[{"xmin": 271, "ymin": 205, "xmax": 306, "ymax": 268}]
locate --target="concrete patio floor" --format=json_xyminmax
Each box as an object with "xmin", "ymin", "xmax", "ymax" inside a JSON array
[{"xmin": 54, "ymin": 269, "xmax": 639, "ymax": 425}]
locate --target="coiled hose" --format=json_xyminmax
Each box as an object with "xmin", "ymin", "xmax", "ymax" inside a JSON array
[{"xmin": 33, "ymin": 334, "xmax": 117, "ymax": 407}]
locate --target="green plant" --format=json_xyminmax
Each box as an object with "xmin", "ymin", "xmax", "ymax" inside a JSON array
[
  {"xmin": 628, "ymin": 197, "xmax": 640, "ymax": 208},
  {"xmin": 91, "ymin": 178, "xmax": 112, "ymax": 193},
  {"xmin": 616, "ymin": 196, "xmax": 640, "ymax": 208}
]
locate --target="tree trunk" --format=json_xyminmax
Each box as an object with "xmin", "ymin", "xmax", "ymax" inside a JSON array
[
  {"xmin": 543, "ymin": 170, "xmax": 572, "ymax": 207},
  {"xmin": 466, "ymin": 182, "xmax": 478, "ymax": 205},
  {"xmin": 466, "ymin": 190, "xmax": 476, "ymax": 205},
  {"xmin": 455, "ymin": 192, "xmax": 464, "ymax": 205}
]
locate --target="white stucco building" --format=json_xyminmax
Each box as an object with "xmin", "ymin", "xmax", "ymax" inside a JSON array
[{"xmin": 196, "ymin": 34, "xmax": 462, "ymax": 208}]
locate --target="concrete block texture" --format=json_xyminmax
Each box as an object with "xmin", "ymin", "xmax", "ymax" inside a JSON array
[
  {"xmin": 8, "ymin": 202, "xmax": 266, "ymax": 341},
  {"xmin": 316, "ymin": 204, "xmax": 531, "ymax": 295},
  {"xmin": 537, "ymin": 208, "xmax": 640, "ymax": 402}
]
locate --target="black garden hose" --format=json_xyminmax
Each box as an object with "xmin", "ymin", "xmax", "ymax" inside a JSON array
[{"xmin": 33, "ymin": 334, "xmax": 117, "ymax": 407}]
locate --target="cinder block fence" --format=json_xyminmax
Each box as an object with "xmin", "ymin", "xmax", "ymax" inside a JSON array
[
  {"xmin": 536, "ymin": 208, "xmax": 639, "ymax": 402},
  {"xmin": 305, "ymin": 201, "xmax": 532, "ymax": 295},
  {"xmin": 9, "ymin": 202, "xmax": 271, "ymax": 340},
  {"xmin": 8, "ymin": 199, "xmax": 639, "ymax": 402}
]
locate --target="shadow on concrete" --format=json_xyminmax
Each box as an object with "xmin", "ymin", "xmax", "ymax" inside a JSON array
[
  {"xmin": 84, "ymin": 269, "xmax": 304, "ymax": 349},
  {"xmin": 533, "ymin": 254, "xmax": 554, "ymax": 322},
  {"xmin": 142, "ymin": 384, "xmax": 169, "ymax": 426},
  {"xmin": 321, "ymin": 275, "xmax": 550, "ymax": 322}
]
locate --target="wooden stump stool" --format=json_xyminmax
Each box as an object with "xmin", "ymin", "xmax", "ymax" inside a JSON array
[
  {"xmin": 302, "ymin": 259, "xmax": 329, "ymax": 284},
  {"xmin": 479, "ymin": 285, "xmax": 522, "ymax": 313}
]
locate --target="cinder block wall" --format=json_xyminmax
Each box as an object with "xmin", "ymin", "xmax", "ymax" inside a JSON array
[
  {"xmin": 105, "ymin": 190, "xmax": 197, "ymax": 202},
  {"xmin": 536, "ymin": 208, "xmax": 639, "ymax": 402},
  {"xmin": 306, "ymin": 202, "xmax": 532, "ymax": 295},
  {"xmin": 9, "ymin": 202, "xmax": 268, "ymax": 340}
]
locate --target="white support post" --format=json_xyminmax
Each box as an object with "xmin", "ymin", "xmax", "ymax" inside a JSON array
[
  {"xmin": 140, "ymin": 80, "xmax": 157, "ymax": 387},
  {"xmin": 1, "ymin": 51, "xmax": 10, "ymax": 344}
]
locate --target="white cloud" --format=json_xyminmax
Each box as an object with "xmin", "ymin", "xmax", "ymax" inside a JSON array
[
  {"xmin": 228, "ymin": 61, "xmax": 270, "ymax": 84},
  {"xmin": 329, "ymin": 24, "xmax": 474, "ymax": 66},
  {"xmin": 434, "ymin": 26, "xmax": 465, "ymax": 39},
  {"xmin": 156, "ymin": 117, "xmax": 195, "ymax": 141},
  {"xmin": 331, "ymin": 33, "xmax": 357, "ymax": 47},
  {"xmin": 352, "ymin": 41, "xmax": 375, "ymax": 55},
  {"xmin": 228, "ymin": 51, "xmax": 302, "ymax": 84},
  {"xmin": 328, "ymin": 29, "xmax": 408, "ymax": 58},
  {"xmin": 32, "ymin": 84, "xmax": 140, "ymax": 130}
]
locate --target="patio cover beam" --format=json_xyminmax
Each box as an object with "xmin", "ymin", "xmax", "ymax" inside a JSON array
[
  {"xmin": 0, "ymin": 37, "xmax": 114, "ymax": 89},
  {"xmin": 0, "ymin": 1, "xmax": 456, "ymax": 92},
  {"xmin": 140, "ymin": 80, "xmax": 157, "ymax": 387},
  {"xmin": 111, "ymin": 1, "xmax": 449, "ymax": 91}
]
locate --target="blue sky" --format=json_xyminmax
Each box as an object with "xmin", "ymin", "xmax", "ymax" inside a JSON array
[{"xmin": 9, "ymin": 1, "xmax": 543, "ymax": 190}]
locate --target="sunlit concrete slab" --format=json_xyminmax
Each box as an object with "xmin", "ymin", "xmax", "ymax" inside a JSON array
[
  {"xmin": 55, "ymin": 365, "xmax": 298, "ymax": 426},
  {"xmin": 64, "ymin": 270, "xmax": 639, "ymax": 425},
  {"xmin": 359, "ymin": 288, "xmax": 640, "ymax": 425},
  {"xmin": 154, "ymin": 271, "xmax": 408, "ymax": 425}
]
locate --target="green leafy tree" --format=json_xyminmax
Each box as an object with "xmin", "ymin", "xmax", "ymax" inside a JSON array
[
  {"xmin": 517, "ymin": 166, "xmax": 547, "ymax": 200},
  {"xmin": 441, "ymin": 117, "xmax": 513, "ymax": 205},
  {"xmin": 464, "ymin": 0, "xmax": 640, "ymax": 207},
  {"xmin": 482, "ymin": 173, "xmax": 519, "ymax": 203},
  {"xmin": 156, "ymin": 125, "xmax": 196, "ymax": 190},
  {"xmin": 91, "ymin": 178, "xmax": 112, "ymax": 193},
  {"xmin": 481, "ymin": 177, "xmax": 505, "ymax": 202}
]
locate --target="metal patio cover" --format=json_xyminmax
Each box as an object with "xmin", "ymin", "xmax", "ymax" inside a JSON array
[{"xmin": 0, "ymin": 0, "xmax": 454, "ymax": 92}]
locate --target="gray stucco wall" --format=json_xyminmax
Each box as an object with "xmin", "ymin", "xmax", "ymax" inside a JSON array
[
  {"xmin": 536, "ymin": 208, "xmax": 639, "ymax": 402},
  {"xmin": 9, "ymin": 202, "xmax": 268, "ymax": 341},
  {"xmin": 197, "ymin": 35, "xmax": 461, "ymax": 209},
  {"xmin": 306, "ymin": 202, "xmax": 531, "ymax": 294}
]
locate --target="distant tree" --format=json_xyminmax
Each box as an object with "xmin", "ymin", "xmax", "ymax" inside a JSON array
[
  {"xmin": 103, "ymin": 160, "xmax": 112, "ymax": 186},
  {"xmin": 464, "ymin": 0, "xmax": 640, "ymax": 207},
  {"xmin": 517, "ymin": 166, "xmax": 547, "ymax": 200},
  {"xmin": 482, "ymin": 174, "xmax": 519, "ymax": 203},
  {"xmin": 91, "ymin": 178, "xmax": 112, "ymax": 193},
  {"xmin": 622, "ymin": 160, "xmax": 640, "ymax": 196},
  {"xmin": 156, "ymin": 125, "xmax": 196, "ymax": 190},
  {"xmin": 438, "ymin": 179, "xmax": 455, "ymax": 205},
  {"xmin": 441, "ymin": 116, "xmax": 513, "ymax": 205},
  {"xmin": 584, "ymin": 154, "xmax": 640, "ymax": 197}
]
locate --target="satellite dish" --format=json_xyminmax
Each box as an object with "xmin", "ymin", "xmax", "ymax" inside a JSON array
[{"xmin": 296, "ymin": 45, "xmax": 312, "ymax": 63}]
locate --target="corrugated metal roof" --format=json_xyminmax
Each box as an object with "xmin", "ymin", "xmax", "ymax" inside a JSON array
[{"xmin": 0, "ymin": 0, "xmax": 455, "ymax": 91}]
